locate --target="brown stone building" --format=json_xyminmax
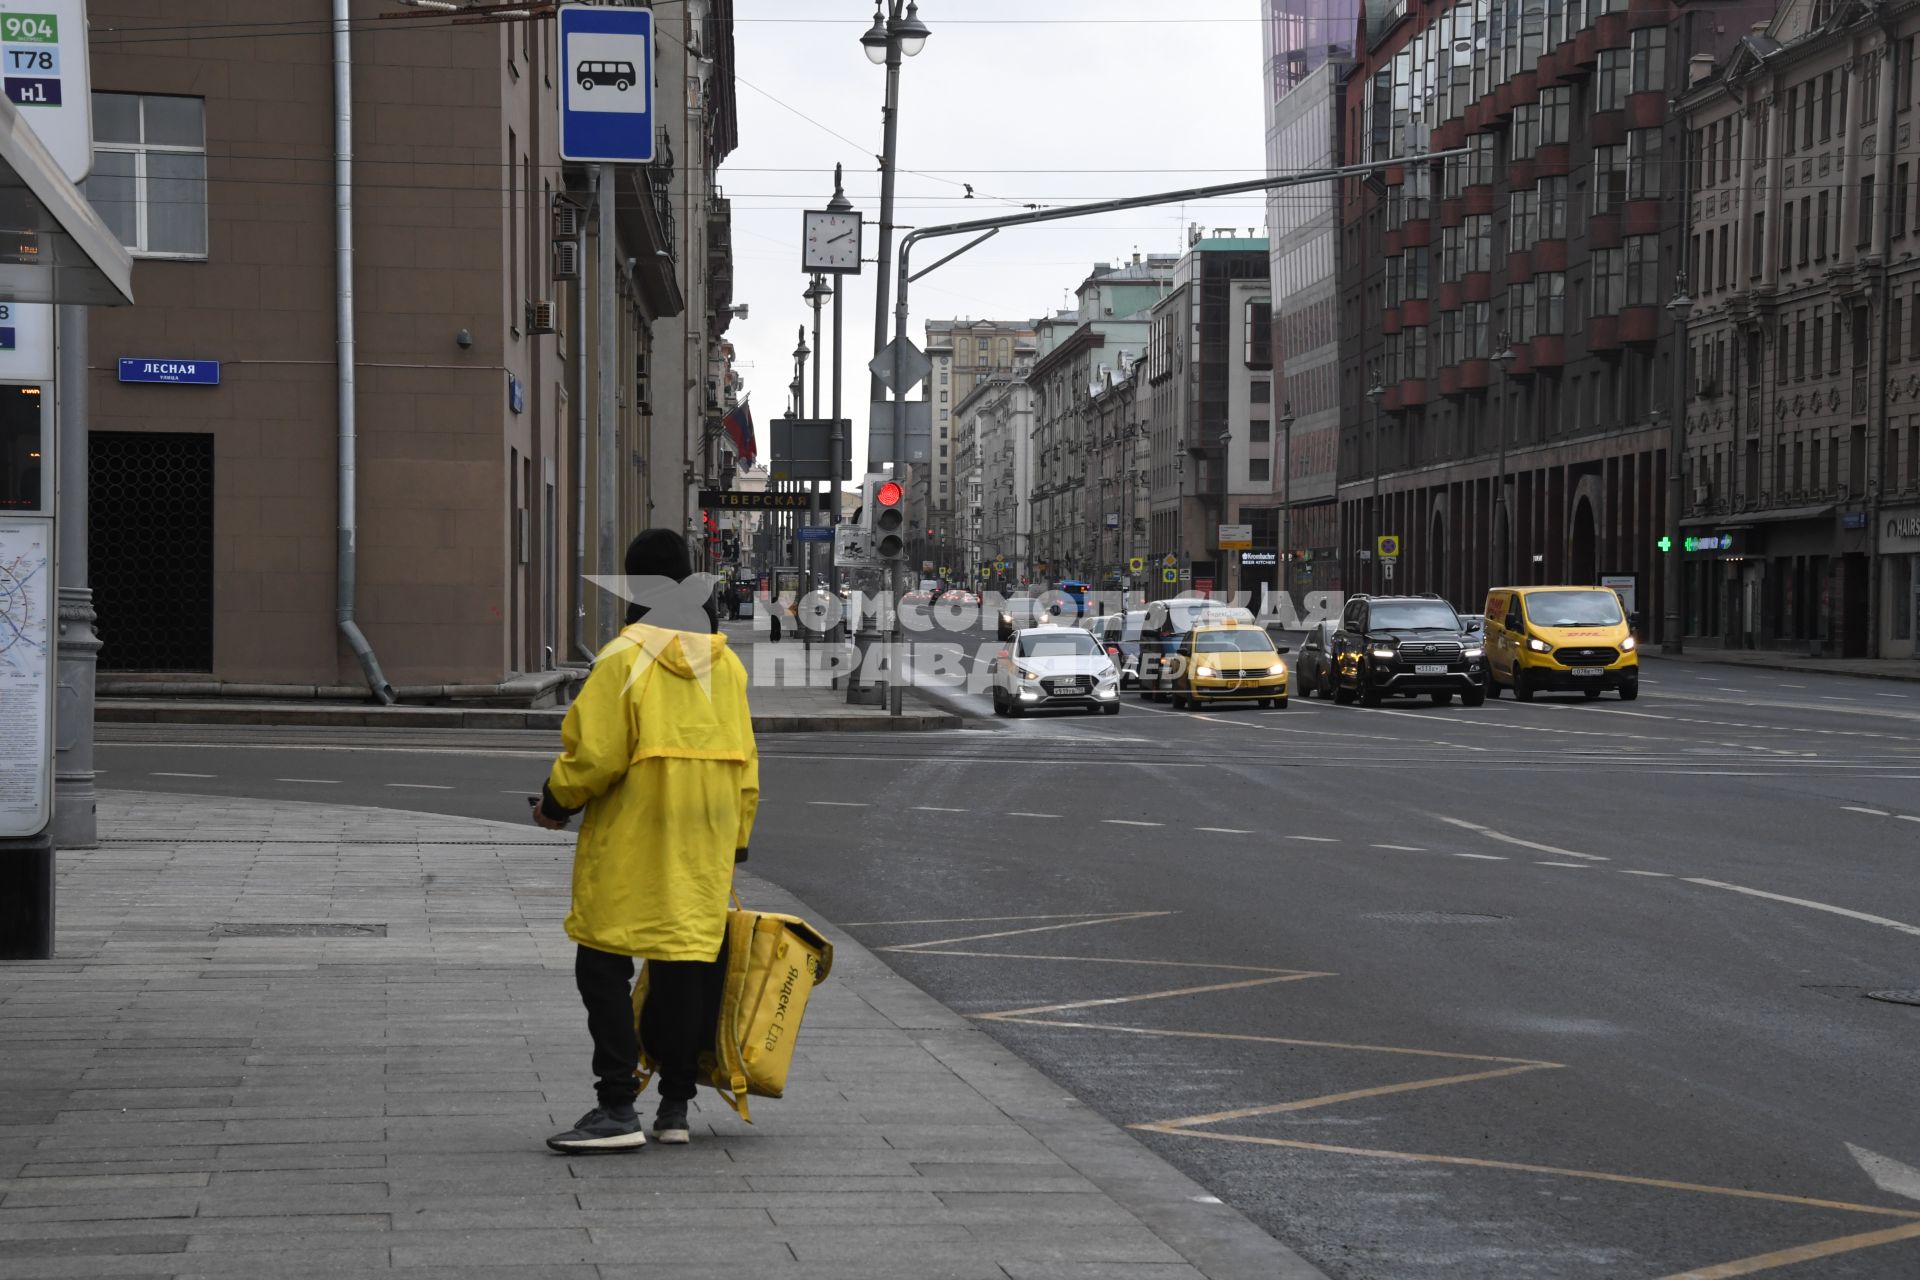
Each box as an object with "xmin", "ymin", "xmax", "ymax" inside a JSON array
[{"xmin": 81, "ymin": 1, "xmax": 736, "ymax": 695}]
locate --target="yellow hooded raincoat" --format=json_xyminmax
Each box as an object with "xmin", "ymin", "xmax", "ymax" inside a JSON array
[{"xmin": 548, "ymin": 623, "xmax": 759, "ymax": 961}]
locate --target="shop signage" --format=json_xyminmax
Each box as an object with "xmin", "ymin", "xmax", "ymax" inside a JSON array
[
  {"xmin": 1240, "ymin": 550, "xmax": 1278, "ymax": 566},
  {"xmin": 1883, "ymin": 510, "xmax": 1920, "ymax": 552},
  {"xmin": 1683, "ymin": 532, "xmax": 1744, "ymax": 554}
]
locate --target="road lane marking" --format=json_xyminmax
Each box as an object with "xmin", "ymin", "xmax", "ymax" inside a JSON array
[
  {"xmin": 1842, "ymin": 806, "xmax": 1890, "ymax": 816},
  {"xmin": 1104, "ymin": 819, "xmax": 1163, "ymax": 827},
  {"xmin": 1537, "ymin": 862, "xmax": 1592, "ymax": 868},
  {"xmin": 912, "ymin": 805, "xmax": 967, "ymax": 813},
  {"xmin": 1454, "ymin": 853, "xmax": 1507, "ymax": 860},
  {"xmin": 151, "ymin": 772, "xmax": 215, "ymax": 779},
  {"xmin": 1287, "ymin": 835, "xmax": 1337, "ymax": 843},
  {"xmin": 1849, "ymin": 1145, "xmax": 1920, "ymax": 1205},
  {"xmin": 385, "ymin": 783, "xmax": 452, "ymax": 790},
  {"xmin": 883, "ymin": 910, "xmax": 1173, "ymax": 951},
  {"xmin": 1373, "ymin": 844, "xmax": 1426, "ymax": 852},
  {"xmin": 1618, "ymin": 870, "xmax": 1672, "ymax": 877},
  {"xmin": 1196, "ymin": 827, "xmax": 1255, "ymax": 834},
  {"xmin": 809, "ymin": 800, "xmax": 870, "ymax": 807},
  {"xmin": 1662, "ymin": 1220, "xmax": 1920, "ymax": 1279},
  {"xmin": 1432, "ymin": 814, "xmax": 1609, "ymax": 861},
  {"xmin": 277, "ymin": 778, "xmax": 340, "ymax": 785},
  {"xmin": 843, "ymin": 912, "xmax": 1131, "ymax": 927},
  {"xmin": 1682, "ymin": 878, "xmax": 1920, "ymax": 938},
  {"xmin": 1007, "ymin": 811, "xmax": 1060, "ymax": 818},
  {"xmin": 977, "ymin": 971, "xmax": 1328, "ymax": 1022}
]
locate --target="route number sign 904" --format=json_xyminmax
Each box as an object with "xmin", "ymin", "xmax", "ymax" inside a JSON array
[{"xmin": 2, "ymin": 13, "xmax": 57, "ymax": 42}]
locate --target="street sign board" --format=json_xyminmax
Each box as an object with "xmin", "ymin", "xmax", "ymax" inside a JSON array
[
  {"xmin": 558, "ymin": 4, "xmax": 655, "ymax": 164},
  {"xmin": 0, "ymin": 301, "xmax": 50, "ymax": 380},
  {"xmin": 0, "ymin": 1, "xmax": 91, "ymax": 182},
  {"xmin": 1377, "ymin": 534, "xmax": 1400, "ymax": 559},
  {"xmin": 835, "ymin": 524, "xmax": 876, "ymax": 566},
  {"xmin": 869, "ymin": 336, "xmax": 932, "ymax": 394},
  {"xmin": 118, "ymin": 357, "xmax": 219, "ymax": 385},
  {"xmin": 0, "ymin": 516, "xmax": 53, "ymax": 837},
  {"xmin": 1382, "ymin": 560, "xmax": 1396, "ymax": 580},
  {"xmin": 699, "ymin": 488, "xmax": 813, "ymax": 510},
  {"xmin": 796, "ymin": 526, "xmax": 833, "ymax": 543},
  {"xmin": 1602, "ymin": 573, "xmax": 1636, "ymax": 614},
  {"xmin": 1161, "ymin": 567, "xmax": 1178, "ymax": 583},
  {"xmin": 1127, "ymin": 556, "xmax": 1145, "ymax": 573},
  {"xmin": 1162, "ymin": 553, "xmax": 1178, "ymax": 568},
  {"xmin": 769, "ymin": 417, "xmax": 853, "ymax": 482},
  {"xmin": 866, "ymin": 399, "xmax": 932, "ymax": 466},
  {"xmin": 1218, "ymin": 523, "xmax": 1252, "ymax": 550}
]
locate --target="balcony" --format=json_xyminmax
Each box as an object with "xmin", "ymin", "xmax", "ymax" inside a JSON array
[
  {"xmin": 1438, "ymin": 280, "xmax": 1463, "ymax": 310},
  {"xmin": 1589, "ymin": 315, "xmax": 1620, "ymax": 351},
  {"xmin": 1590, "ymin": 110, "xmax": 1626, "ymax": 148},
  {"xmin": 1573, "ymin": 28, "xmax": 1599, "ymax": 68},
  {"xmin": 1440, "ymin": 196, "xmax": 1465, "ymax": 227},
  {"xmin": 1401, "ymin": 298, "xmax": 1432, "ymax": 327},
  {"xmin": 1535, "ymin": 143, "xmax": 1571, "ymax": 178},
  {"xmin": 1398, "ymin": 377, "xmax": 1429, "ymax": 406},
  {"xmin": 1627, "ymin": 0, "xmax": 1669, "ymax": 29},
  {"xmin": 1464, "ymin": 185, "xmax": 1496, "ymax": 216},
  {"xmin": 1458, "ymin": 358, "xmax": 1491, "ymax": 389},
  {"xmin": 1382, "ymin": 307, "xmax": 1402, "ymax": 335},
  {"xmin": 1533, "ymin": 239, "xmax": 1569, "ymax": 272},
  {"xmin": 1464, "ymin": 271, "xmax": 1493, "ymax": 303},
  {"xmin": 1620, "ymin": 304, "xmax": 1660, "ymax": 344},
  {"xmin": 1384, "ymin": 229, "xmax": 1403, "ymax": 257},
  {"xmin": 1530, "ymin": 335, "xmax": 1566, "ymax": 369},
  {"xmin": 1438, "ymin": 365, "xmax": 1461, "ymax": 397},
  {"xmin": 1589, "ymin": 213, "xmax": 1621, "ymax": 250},
  {"xmin": 1507, "ymin": 249, "xmax": 1534, "ymax": 280},
  {"xmin": 1595, "ymin": 11, "xmax": 1628, "ymax": 47},
  {"xmin": 1626, "ymin": 91, "xmax": 1666, "ymax": 130},
  {"xmin": 1623, "ymin": 199, "xmax": 1663, "ymax": 236},
  {"xmin": 1402, "ymin": 218, "xmax": 1432, "ymax": 248}
]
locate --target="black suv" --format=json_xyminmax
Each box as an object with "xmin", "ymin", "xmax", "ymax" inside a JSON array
[{"xmin": 1329, "ymin": 594, "xmax": 1486, "ymax": 707}]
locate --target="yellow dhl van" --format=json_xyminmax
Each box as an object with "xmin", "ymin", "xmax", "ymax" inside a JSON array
[{"xmin": 1482, "ymin": 585, "xmax": 1639, "ymax": 702}]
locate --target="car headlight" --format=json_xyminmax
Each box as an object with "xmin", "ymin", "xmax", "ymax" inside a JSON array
[
  {"xmin": 1620, "ymin": 636, "xmax": 1637, "ymax": 651},
  {"xmin": 1194, "ymin": 665, "xmax": 1217, "ymax": 679},
  {"xmin": 1463, "ymin": 646, "xmax": 1484, "ymax": 658},
  {"xmin": 1527, "ymin": 637, "xmax": 1551, "ymax": 652},
  {"xmin": 1369, "ymin": 646, "xmax": 1396, "ymax": 661},
  {"xmin": 1017, "ymin": 667, "xmax": 1040, "ymax": 681},
  {"xmin": 1268, "ymin": 661, "xmax": 1287, "ymax": 675}
]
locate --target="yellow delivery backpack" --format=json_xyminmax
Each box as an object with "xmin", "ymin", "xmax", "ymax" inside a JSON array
[{"xmin": 631, "ymin": 901, "xmax": 833, "ymax": 1122}]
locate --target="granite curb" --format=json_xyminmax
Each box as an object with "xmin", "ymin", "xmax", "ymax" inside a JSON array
[
  {"xmin": 1645, "ymin": 651, "xmax": 1920, "ymax": 684},
  {"xmin": 94, "ymin": 699, "xmax": 964, "ymax": 733}
]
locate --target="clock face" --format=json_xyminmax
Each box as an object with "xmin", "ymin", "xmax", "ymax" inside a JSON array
[{"xmin": 803, "ymin": 210, "xmax": 862, "ymax": 273}]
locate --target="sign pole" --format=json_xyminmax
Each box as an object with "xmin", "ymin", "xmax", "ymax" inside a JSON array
[{"xmin": 595, "ymin": 163, "xmax": 617, "ymax": 645}]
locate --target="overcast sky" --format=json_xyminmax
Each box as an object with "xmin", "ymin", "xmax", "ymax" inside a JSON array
[{"xmin": 721, "ymin": 0, "xmax": 1270, "ymax": 476}]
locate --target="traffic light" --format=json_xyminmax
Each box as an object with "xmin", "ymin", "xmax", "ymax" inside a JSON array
[{"xmin": 863, "ymin": 472, "xmax": 906, "ymax": 560}]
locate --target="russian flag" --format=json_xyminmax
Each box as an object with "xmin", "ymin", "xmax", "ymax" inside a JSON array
[{"xmin": 721, "ymin": 401, "xmax": 756, "ymax": 465}]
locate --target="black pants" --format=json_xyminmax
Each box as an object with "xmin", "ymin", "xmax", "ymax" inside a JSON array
[{"xmin": 575, "ymin": 944, "xmax": 726, "ymax": 1108}]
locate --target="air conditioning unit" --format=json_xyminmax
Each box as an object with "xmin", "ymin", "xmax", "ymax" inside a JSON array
[
  {"xmin": 528, "ymin": 300, "xmax": 558, "ymax": 334},
  {"xmin": 1693, "ymin": 481, "xmax": 1711, "ymax": 506},
  {"xmin": 553, "ymin": 201, "xmax": 583, "ymax": 240},
  {"xmin": 553, "ymin": 240, "xmax": 580, "ymax": 281}
]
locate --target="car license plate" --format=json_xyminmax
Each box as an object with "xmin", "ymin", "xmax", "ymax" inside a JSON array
[
  {"xmin": 1571, "ymin": 666, "xmax": 1604, "ymax": 677},
  {"xmin": 1415, "ymin": 664, "xmax": 1447, "ymax": 675},
  {"xmin": 1056, "ymin": 679, "xmax": 1086, "ymax": 691}
]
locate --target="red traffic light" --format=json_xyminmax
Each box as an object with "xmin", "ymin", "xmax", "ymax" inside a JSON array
[{"xmin": 876, "ymin": 480, "xmax": 903, "ymax": 507}]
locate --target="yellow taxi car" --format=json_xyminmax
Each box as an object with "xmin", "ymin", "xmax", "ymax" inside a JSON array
[
  {"xmin": 1164, "ymin": 619, "xmax": 1289, "ymax": 710},
  {"xmin": 1483, "ymin": 585, "xmax": 1639, "ymax": 701}
]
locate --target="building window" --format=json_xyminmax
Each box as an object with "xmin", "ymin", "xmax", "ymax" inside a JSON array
[
  {"xmin": 1468, "ymin": 133, "xmax": 1496, "ymax": 186},
  {"xmin": 1539, "ymin": 87, "xmax": 1571, "ymax": 145},
  {"xmin": 1465, "ymin": 301, "xmax": 1489, "ymax": 358},
  {"xmin": 1250, "ymin": 419, "xmax": 1270, "ymax": 443},
  {"xmin": 1860, "ymin": 174, "xmax": 1876, "ymax": 247},
  {"xmin": 1897, "ymin": 164, "xmax": 1912, "ymax": 239},
  {"xmin": 1466, "ymin": 213, "xmax": 1494, "ymax": 272},
  {"xmin": 1509, "ymin": 188, "xmax": 1537, "ymax": 252},
  {"xmin": 1625, "ymin": 235, "xmax": 1659, "ymax": 305},
  {"xmin": 1536, "ymin": 272, "xmax": 1566, "ymax": 335},
  {"xmin": 1780, "ymin": 200, "xmax": 1795, "ymax": 272},
  {"xmin": 1800, "ymin": 194, "xmax": 1812, "ymax": 265},
  {"xmin": 1439, "ymin": 310, "xmax": 1461, "ymax": 365},
  {"xmin": 1441, "ymin": 224, "xmax": 1464, "ymax": 282},
  {"xmin": 1510, "ymin": 281, "xmax": 1537, "ymax": 342},
  {"xmin": 1630, "ymin": 28, "xmax": 1666, "ymax": 94},
  {"xmin": 1406, "ymin": 246, "xmax": 1430, "ymax": 300},
  {"xmin": 85, "ymin": 93, "xmax": 208, "ymax": 258},
  {"xmin": 1249, "ymin": 457, "xmax": 1271, "ymax": 482},
  {"xmin": 1251, "ymin": 379, "xmax": 1272, "ymax": 403},
  {"xmin": 1510, "ymin": 103, "xmax": 1539, "ymax": 161},
  {"xmin": 1777, "ymin": 319, "xmax": 1790, "ymax": 384},
  {"xmin": 1751, "ymin": 210, "xmax": 1765, "ymax": 278},
  {"xmin": 1538, "ymin": 176, "xmax": 1569, "ymax": 240},
  {"xmin": 1816, "ymin": 190, "xmax": 1830, "ymax": 262},
  {"xmin": 1594, "ymin": 145, "xmax": 1627, "ymax": 214},
  {"xmin": 1592, "ymin": 248, "xmax": 1624, "ymax": 316},
  {"xmin": 1597, "ymin": 49, "xmax": 1630, "ymax": 112},
  {"xmin": 1626, "ymin": 128, "xmax": 1662, "ymax": 200}
]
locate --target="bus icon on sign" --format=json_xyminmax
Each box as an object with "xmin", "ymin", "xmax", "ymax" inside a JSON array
[{"xmin": 576, "ymin": 61, "xmax": 635, "ymax": 91}]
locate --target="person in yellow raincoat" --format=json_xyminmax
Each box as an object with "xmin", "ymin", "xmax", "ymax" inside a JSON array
[{"xmin": 535, "ymin": 530, "xmax": 758, "ymax": 1153}]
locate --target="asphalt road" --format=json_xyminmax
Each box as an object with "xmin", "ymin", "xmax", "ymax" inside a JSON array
[{"xmin": 94, "ymin": 653, "xmax": 1920, "ymax": 1279}]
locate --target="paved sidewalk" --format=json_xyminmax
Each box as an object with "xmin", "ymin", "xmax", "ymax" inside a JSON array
[
  {"xmin": 1646, "ymin": 646, "xmax": 1920, "ymax": 683},
  {"xmin": 0, "ymin": 793, "xmax": 1321, "ymax": 1280}
]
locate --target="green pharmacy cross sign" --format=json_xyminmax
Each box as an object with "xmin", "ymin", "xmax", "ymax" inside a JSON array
[{"xmin": 1658, "ymin": 536, "xmax": 1673, "ymax": 553}]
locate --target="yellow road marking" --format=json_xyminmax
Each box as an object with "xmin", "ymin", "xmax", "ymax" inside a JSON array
[
  {"xmin": 885, "ymin": 911, "xmax": 1171, "ymax": 950},
  {"xmin": 993, "ymin": 1014, "xmax": 1560, "ymax": 1067},
  {"xmin": 976, "ymin": 972, "xmax": 1329, "ymax": 1021},
  {"xmin": 1150, "ymin": 1064, "xmax": 1558, "ymax": 1126},
  {"xmin": 1127, "ymin": 1128, "xmax": 1920, "ymax": 1223},
  {"xmin": 1658, "ymin": 1220, "xmax": 1920, "ymax": 1278}
]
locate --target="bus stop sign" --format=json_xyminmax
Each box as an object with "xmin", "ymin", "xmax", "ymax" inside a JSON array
[{"xmin": 558, "ymin": 5, "xmax": 655, "ymax": 164}]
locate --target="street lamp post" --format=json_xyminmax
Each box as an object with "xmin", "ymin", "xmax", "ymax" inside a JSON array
[
  {"xmin": 791, "ymin": 327, "xmax": 808, "ymax": 575},
  {"xmin": 826, "ymin": 168, "xmax": 853, "ymax": 599},
  {"xmin": 863, "ymin": 0, "xmax": 930, "ymax": 716},
  {"xmin": 1277, "ymin": 401, "xmax": 1296, "ymax": 607},
  {"xmin": 1664, "ymin": 280, "xmax": 1694, "ymax": 654},
  {"xmin": 803, "ymin": 274, "xmax": 831, "ymax": 591},
  {"xmin": 1365, "ymin": 375, "xmax": 1384, "ymax": 593},
  {"xmin": 1491, "ymin": 336, "xmax": 1516, "ymax": 592}
]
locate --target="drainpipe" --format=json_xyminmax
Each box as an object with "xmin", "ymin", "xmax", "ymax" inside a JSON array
[{"xmin": 333, "ymin": 0, "xmax": 395, "ymax": 703}]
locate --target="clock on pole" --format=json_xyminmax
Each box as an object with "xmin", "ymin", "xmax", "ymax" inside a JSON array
[{"xmin": 802, "ymin": 209, "xmax": 862, "ymax": 274}]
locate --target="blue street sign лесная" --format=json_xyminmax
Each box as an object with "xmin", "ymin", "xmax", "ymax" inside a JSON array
[
  {"xmin": 118, "ymin": 358, "xmax": 219, "ymax": 386},
  {"xmin": 558, "ymin": 5, "xmax": 654, "ymax": 164}
]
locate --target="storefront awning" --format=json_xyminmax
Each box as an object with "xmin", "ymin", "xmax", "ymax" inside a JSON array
[
  {"xmin": 1682, "ymin": 503, "xmax": 1833, "ymax": 529},
  {"xmin": 0, "ymin": 95, "xmax": 133, "ymax": 307}
]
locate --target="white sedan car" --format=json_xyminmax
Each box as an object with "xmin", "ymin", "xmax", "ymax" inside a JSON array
[{"xmin": 988, "ymin": 627, "xmax": 1122, "ymax": 717}]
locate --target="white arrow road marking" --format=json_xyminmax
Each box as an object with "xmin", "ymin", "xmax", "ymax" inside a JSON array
[{"xmin": 1848, "ymin": 1144, "xmax": 1920, "ymax": 1204}]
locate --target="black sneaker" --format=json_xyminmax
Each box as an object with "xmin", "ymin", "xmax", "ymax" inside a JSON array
[
  {"xmin": 653, "ymin": 1099, "xmax": 691, "ymax": 1145},
  {"xmin": 546, "ymin": 1104, "xmax": 646, "ymax": 1153}
]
